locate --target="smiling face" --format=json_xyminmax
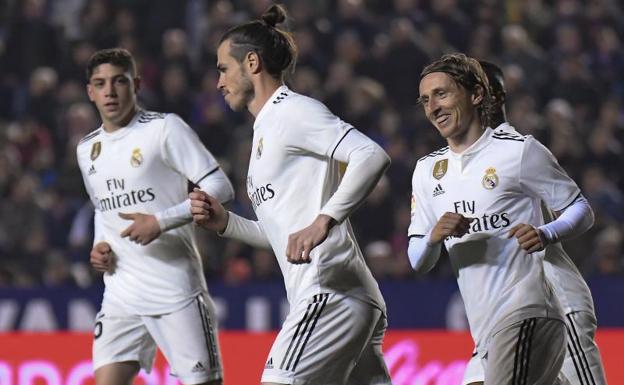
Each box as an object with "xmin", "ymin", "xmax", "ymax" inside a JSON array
[
  {"xmin": 216, "ymin": 39, "xmax": 255, "ymax": 112},
  {"xmin": 87, "ymin": 63, "xmax": 139, "ymax": 131},
  {"xmin": 419, "ymin": 71, "xmax": 482, "ymax": 143}
]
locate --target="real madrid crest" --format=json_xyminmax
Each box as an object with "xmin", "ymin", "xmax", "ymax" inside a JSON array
[
  {"xmin": 90, "ymin": 141, "xmax": 101, "ymax": 161},
  {"xmin": 433, "ymin": 159, "xmax": 448, "ymax": 180},
  {"xmin": 256, "ymin": 137, "xmax": 264, "ymax": 159},
  {"xmin": 482, "ymin": 167, "xmax": 499, "ymax": 189},
  {"xmin": 130, "ymin": 148, "xmax": 143, "ymax": 167}
]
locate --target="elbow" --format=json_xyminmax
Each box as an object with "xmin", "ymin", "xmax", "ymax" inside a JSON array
[{"xmin": 371, "ymin": 144, "xmax": 391, "ymax": 172}]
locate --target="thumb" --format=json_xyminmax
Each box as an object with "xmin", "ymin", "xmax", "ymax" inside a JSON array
[{"xmin": 119, "ymin": 212, "xmax": 136, "ymax": 220}]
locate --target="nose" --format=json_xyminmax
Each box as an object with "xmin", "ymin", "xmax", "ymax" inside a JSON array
[
  {"xmin": 426, "ymin": 98, "xmax": 440, "ymax": 116},
  {"xmin": 105, "ymin": 81, "xmax": 116, "ymax": 97},
  {"xmin": 217, "ymin": 73, "xmax": 225, "ymax": 90}
]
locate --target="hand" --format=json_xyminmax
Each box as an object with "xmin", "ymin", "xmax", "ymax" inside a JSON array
[
  {"xmin": 119, "ymin": 212, "xmax": 162, "ymax": 245},
  {"xmin": 508, "ymin": 223, "xmax": 546, "ymax": 253},
  {"xmin": 430, "ymin": 212, "xmax": 474, "ymax": 244},
  {"xmin": 286, "ymin": 214, "xmax": 336, "ymax": 264},
  {"xmin": 90, "ymin": 242, "xmax": 115, "ymax": 273},
  {"xmin": 190, "ymin": 188, "xmax": 228, "ymax": 232}
]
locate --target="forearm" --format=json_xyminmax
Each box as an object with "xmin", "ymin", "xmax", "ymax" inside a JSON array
[
  {"xmin": 407, "ymin": 232, "xmax": 442, "ymax": 273},
  {"xmin": 155, "ymin": 169, "xmax": 235, "ymax": 233},
  {"xmin": 538, "ymin": 195, "xmax": 594, "ymax": 244},
  {"xmin": 93, "ymin": 209, "xmax": 105, "ymax": 246},
  {"xmin": 154, "ymin": 200, "xmax": 192, "ymax": 232},
  {"xmin": 221, "ymin": 211, "xmax": 272, "ymax": 249},
  {"xmin": 320, "ymin": 131, "xmax": 390, "ymax": 222}
]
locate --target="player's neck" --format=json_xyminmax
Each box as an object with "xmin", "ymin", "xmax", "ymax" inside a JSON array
[
  {"xmin": 247, "ymin": 76, "xmax": 282, "ymax": 118},
  {"xmin": 101, "ymin": 105, "xmax": 138, "ymax": 133},
  {"xmin": 447, "ymin": 121, "xmax": 485, "ymax": 153}
]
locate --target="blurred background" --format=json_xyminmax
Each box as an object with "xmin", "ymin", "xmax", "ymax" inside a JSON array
[
  {"xmin": 1, "ymin": 1, "xmax": 624, "ymax": 383},
  {"xmin": 0, "ymin": 0, "xmax": 623, "ymax": 329}
]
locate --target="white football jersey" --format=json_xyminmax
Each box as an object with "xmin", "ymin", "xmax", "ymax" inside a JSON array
[
  {"xmin": 77, "ymin": 110, "xmax": 220, "ymax": 315},
  {"xmin": 247, "ymin": 86, "xmax": 385, "ymax": 310},
  {"xmin": 496, "ymin": 123, "xmax": 595, "ymax": 314},
  {"xmin": 409, "ymin": 127, "xmax": 577, "ymax": 354}
]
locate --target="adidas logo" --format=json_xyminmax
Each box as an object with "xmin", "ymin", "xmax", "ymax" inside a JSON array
[
  {"xmin": 433, "ymin": 184, "xmax": 445, "ymax": 197},
  {"xmin": 191, "ymin": 361, "xmax": 206, "ymax": 373},
  {"xmin": 88, "ymin": 165, "xmax": 97, "ymax": 176},
  {"xmin": 265, "ymin": 357, "xmax": 274, "ymax": 369}
]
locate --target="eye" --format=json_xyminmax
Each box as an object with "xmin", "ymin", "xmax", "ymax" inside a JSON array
[{"xmin": 435, "ymin": 90, "xmax": 446, "ymax": 98}]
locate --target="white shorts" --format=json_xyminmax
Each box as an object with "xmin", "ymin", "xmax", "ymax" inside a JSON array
[
  {"xmin": 261, "ymin": 293, "xmax": 391, "ymax": 385},
  {"xmin": 484, "ymin": 317, "xmax": 566, "ymax": 385},
  {"xmin": 562, "ymin": 311, "xmax": 607, "ymax": 385},
  {"xmin": 92, "ymin": 292, "xmax": 222, "ymax": 384},
  {"xmin": 461, "ymin": 351, "xmax": 483, "ymax": 385},
  {"xmin": 461, "ymin": 312, "xmax": 607, "ymax": 385}
]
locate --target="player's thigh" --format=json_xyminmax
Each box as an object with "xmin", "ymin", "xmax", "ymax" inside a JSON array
[
  {"xmin": 144, "ymin": 293, "xmax": 223, "ymax": 385},
  {"xmin": 92, "ymin": 307, "xmax": 156, "ymax": 374},
  {"xmin": 346, "ymin": 313, "xmax": 392, "ymax": 385},
  {"xmin": 562, "ymin": 311, "xmax": 607, "ymax": 385},
  {"xmin": 462, "ymin": 352, "xmax": 485, "ymax": 385},
  {"xmin": 485, "ymin": 317, "xmax": 566, "ymax": 385},
  {"xmin": 94, "ymin": 361, "xmax": 141, "ymax": 385},
  {"xmin": 262, "ymin": 293, "xmax": 381, "ymax": 385}
]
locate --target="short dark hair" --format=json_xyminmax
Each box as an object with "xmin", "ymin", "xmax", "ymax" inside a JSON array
[
  {"xmin": 421, "ymin": 53, "xmax": 492, "ymax": 127},
  {"xmin": 478, "ymin": 60, "xmax": 505, "ymax": 102},
  {"xmin": 219, "ymin": 4, "xmax": 297, "ymax": 81},
  {"xmin": 86, "ymin": 48, "xmax": 137, "ymax": 81}
]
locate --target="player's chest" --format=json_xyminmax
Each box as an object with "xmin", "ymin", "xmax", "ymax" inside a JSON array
[
  {"xmin": 247, "ymin": 129, "xmax": 293, "ymax": 181},
  {"xmin": 425, "ymin": 156, "xmax": 521, "ymax": 214},
  {"xmin": 86, "ymin": 134, "xmax": 161, "ymax": 184}
]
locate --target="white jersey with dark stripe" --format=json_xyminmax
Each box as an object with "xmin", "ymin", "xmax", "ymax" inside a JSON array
[
  {"xmin": 76, "ymin": 110, "xmax": 219, "ymax": 315},
  {"xmin": 409, "ymin": 127, "xmax": 580, "ymax": 356},
  {"xmin": 247, "ymin": 86, "xmax": 385, "ymax": 310},
  {"xmin": 496, "ymin": 122, "xmax": 595, "ymax": 315}
]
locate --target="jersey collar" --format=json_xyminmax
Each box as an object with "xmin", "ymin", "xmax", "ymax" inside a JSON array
[
  {"xmin": 449, "ymin": 127, "xmax": 494, "ymax": 159},
  {"xmin": 100, "ymin": 109, "xmax": 142, "ymax": 140},
  {"xmin": 254, "ymin": 85, "xmax": 290, "ymax": 131}
]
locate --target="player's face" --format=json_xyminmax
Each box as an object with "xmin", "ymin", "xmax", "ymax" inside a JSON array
[
  {"xmin": 87, "ymin": 64, "xmax": 139, "ymax": 128},
  {"xmin": 216, "ymin": 39, "xmax": 254, "ymax": 112},
  {"xmin": 419, "ymin": 72, "xmax": 481, "ymax": 141}
]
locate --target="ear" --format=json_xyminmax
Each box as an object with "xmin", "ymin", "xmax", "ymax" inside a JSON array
[
  {"xmin": 86, "ymin": 83, "xmax": 95, "ymax": 102},
  {"xmin": 133, "ymin": 76, "xmax": 141, "ymax": 93},
  {"xmin": 471, "ymin": 84, "xmax": 484, "ymax": 106},
  {"xmin": 245, "ymin": 51, "xmax": 262, "ymax": 75}
]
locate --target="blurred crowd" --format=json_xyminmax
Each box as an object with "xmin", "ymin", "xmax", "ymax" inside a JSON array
[{"xmin": 0, "ymin": 0, "xmax": 623, "ymax": 288}]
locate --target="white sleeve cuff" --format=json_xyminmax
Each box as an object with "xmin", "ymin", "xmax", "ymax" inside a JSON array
[
  {"xmin": 154, "ymin": 200, "xmax": 192, "ymax": 232},
  {"xmin": 407, "ymin": 232, "xmax": 442, "ymax": 273},
  {"xmin": 538, "ymin": 195, "xmax": 594, "ymax": 244}
]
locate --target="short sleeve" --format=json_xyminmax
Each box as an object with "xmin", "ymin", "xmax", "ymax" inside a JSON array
[
  {"xmin": 160, "ymin": 114, "xmax": 220, "ymax": 184},
  {"xmin": 519, "ymin": 137, "xmax": 581, "ymax": 211},
  {"xmin": 408, "ymin": 162, "xmax": 437, "ymax": 237},
  {"xmin": 281, "ymin": 98, "xmax": 354, "ymax": 158}
]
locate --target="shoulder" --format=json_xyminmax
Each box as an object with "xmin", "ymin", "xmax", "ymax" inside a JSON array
[
  {"xmin": 413, "ymin": 146, "xmax": 449, "ymax": 182},
  {"xmin": 417, "ymin": 146, "xmax": 450, "ymax": 163},
  {"xmin": 276, "ymin": 90, "xmax": 330, "ymax": 120},
  {"xmin": 137, "ymin": 110, "xmax": 167, "ymax": 124},
  {"xmin": 491, "ymin": 126, "xmax": 526, "ymax": 143},
  {"xmin": 77, "ymin": 127, "xmax": 103, "ymax": 148}
]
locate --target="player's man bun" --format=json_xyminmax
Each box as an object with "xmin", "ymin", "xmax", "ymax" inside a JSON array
[
  {"xmin": 261, "ymin": 4, "xmax": 287, "ymax": 28},
  {"xmin": 219, "ymin": 3, "xmax": 297, "ymax": 81}
]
